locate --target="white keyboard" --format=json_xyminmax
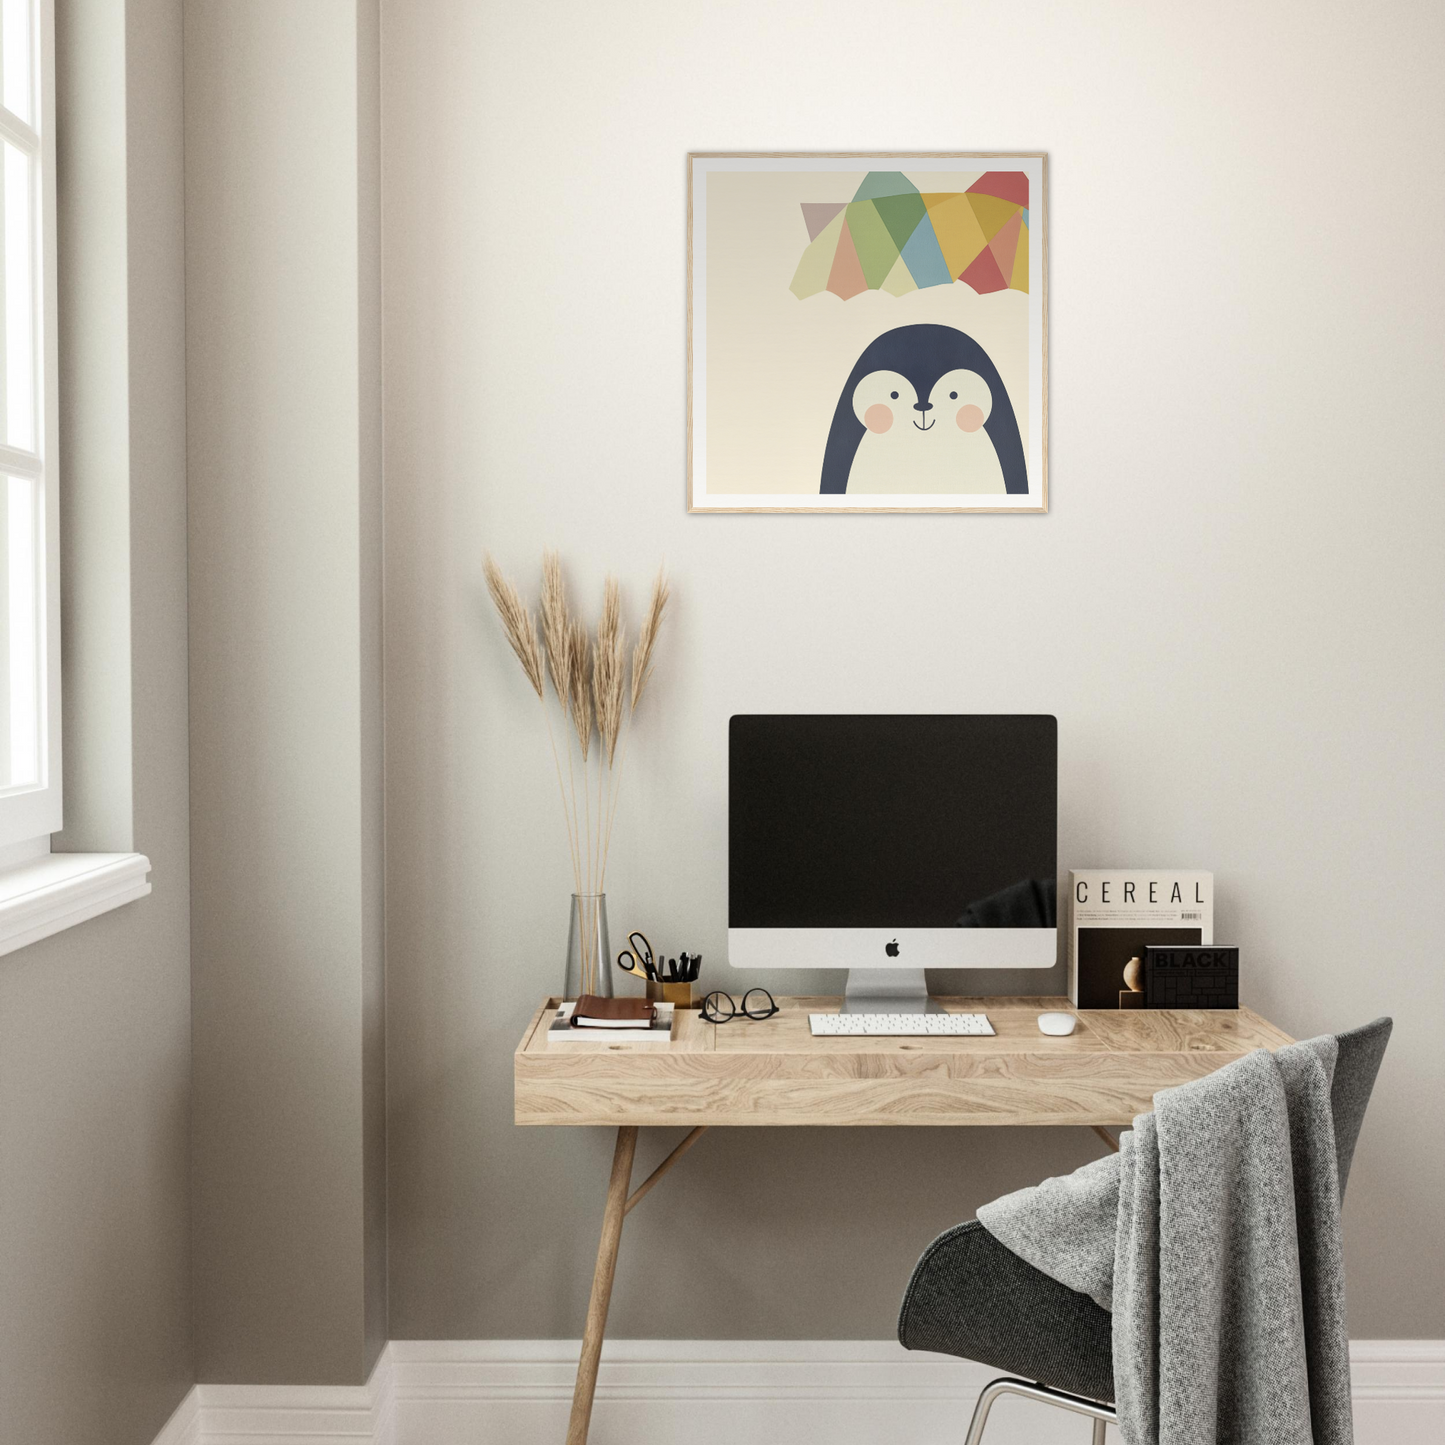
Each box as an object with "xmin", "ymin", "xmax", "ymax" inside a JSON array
[{"xmin": 808, "ymin": 1012, "xmax": 994, "ymax": 1037}]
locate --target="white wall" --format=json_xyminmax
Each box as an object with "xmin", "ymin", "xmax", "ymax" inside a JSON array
[{"xmin": 382, "ymin": 0, "xmax": 1445, "ymax": 1342}]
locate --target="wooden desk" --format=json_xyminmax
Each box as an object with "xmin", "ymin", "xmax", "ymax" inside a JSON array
[{"xmin": 514, "ymin": 995, "xmax": 1293, "ymax": 1444}]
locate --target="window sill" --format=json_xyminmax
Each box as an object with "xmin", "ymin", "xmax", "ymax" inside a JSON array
[{"xmin": 0, "ymin": 852, "xmax": 152, "ymax": 958}]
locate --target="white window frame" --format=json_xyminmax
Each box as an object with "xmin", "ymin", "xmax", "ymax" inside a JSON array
[
  {"xmin": 0, "ymin": 0, "xmax": 150, "ymax": 955},
  {"xmin": 0, "ymin": 0, "xmax": 59, "ymax": 853}
]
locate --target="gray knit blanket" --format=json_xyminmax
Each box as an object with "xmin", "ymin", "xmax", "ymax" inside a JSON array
[{"xmin": 977, "ymin": 1038, "xmax": 1352, "ymax": 1445}]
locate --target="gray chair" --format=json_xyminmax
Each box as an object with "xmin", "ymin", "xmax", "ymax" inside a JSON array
[{"xmin": 898, "ymin": 1018, "xmax": 1392, "ymax": 1443}]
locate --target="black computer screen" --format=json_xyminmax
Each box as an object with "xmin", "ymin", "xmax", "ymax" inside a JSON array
[{"xmin": 728, "ymin": 715, "xmax": 1057, "ymax": 929}]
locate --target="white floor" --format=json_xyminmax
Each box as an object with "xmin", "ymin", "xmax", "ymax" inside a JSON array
[{"xmin": 153, "ymin": 1338, "xmax": 1445, "ymax": 1445}]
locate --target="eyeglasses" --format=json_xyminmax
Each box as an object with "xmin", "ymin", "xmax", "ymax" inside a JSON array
[{"xmin": 700, "ymin": 988, "xmax": 779, "ymax": 1023}]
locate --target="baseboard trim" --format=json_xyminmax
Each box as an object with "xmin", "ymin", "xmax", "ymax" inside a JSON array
[
  {"xmin": 1350, "ymin": 1338, "xmax": 1445, "ymax": 1402},
  {"xmin": 150, "ymin": 1339, "xmax": 1445, "ymax": 1445},
  {"xmin": 148, "ymin": 1353, "xmax": 394, "ymax": 1445},
  {"xmin": 390, "ymin": 1337, "xmax": 990, "ymax": 1402},
  {"xmin": 150, "ymin": 1387, "xmax": 200, "ymax": 1445}
]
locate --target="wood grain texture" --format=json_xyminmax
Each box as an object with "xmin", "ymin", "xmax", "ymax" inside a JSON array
[
  {"xmin": 565, "ymin": 1126, "xmax": 637, "ymax": 1445},
  {"xmin": 515, "ymin": 997, "xmax": 1294, "ymax": 1128}
]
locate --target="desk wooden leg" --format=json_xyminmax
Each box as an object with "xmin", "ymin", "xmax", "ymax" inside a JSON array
[
  {"xmin": 626, "ymin": 1125, "xmax": 706, "ymax": 1215},
  {"xmin": 566, "ymin": 1125, "xmax": 638, "ymax": 1445}
]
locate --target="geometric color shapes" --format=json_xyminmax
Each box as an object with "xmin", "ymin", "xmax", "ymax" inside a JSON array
[
  {"xmin": 881, "ymin": 252, "xmax": 918, "ymax": 296},
  {"xmin": 789, "ymin": 207, "xmax": 846, "ymax": 299},
  {"xmin": 801, "ymin": 201, "xmax": 846, "ymax": 242},
  {"xmin": 987, "ymin": 208, "xmax": 1023, "ymax": 284},
  {"xmin": 922, "ymin": 192, "xmax": 989, "ymax": 277},
  {"xmin": 872, "ymin": 190, "xmax": 928, "ymax": 252},
  {"xmin": 898, "ymin": 212, "xmax": 954, "ymax": 289},
  {"xmin": 1010, "ymin": 221, "xmax": 1029, "ymax": 293},
  {"xmin": 965, "ymin": 191, "xmax": 1020, "ymax": 242},
  {"xmin": 786, "ymin": 170, "xmax": 1035, "ymax": 302},
  {"xmin": 966, "ymin": 170, "xmax": 1029, "ymax": 208},
  {"xmin": 852, "ymin": 170, "xmax": 919, "ymax": 202},
  {"xmin": 959, "ymin": 242, "xmax": 1008, "ymax": 295},
  {"xmin": 845, "ymin": 199, "xmax": 901, "ymax": 289},
  {"xmin": 826, "ymin": 218, "xmax": 869, "ymax": 299}
]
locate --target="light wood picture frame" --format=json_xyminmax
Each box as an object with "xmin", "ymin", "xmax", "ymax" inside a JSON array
[{"xmin": 687, "ymin": 152, "xmax": 1047, "ymax": 514}]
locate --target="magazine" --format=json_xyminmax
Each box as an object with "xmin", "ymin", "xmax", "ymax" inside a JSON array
[{"xmin": 1068, "ymin": 870, "xmax": 1213, "ymax": 1009}]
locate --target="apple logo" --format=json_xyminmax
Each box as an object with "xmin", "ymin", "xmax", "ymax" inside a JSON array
[{"xmin": 885, "ymin": 939, "xmax": 900, "ymax": 957}]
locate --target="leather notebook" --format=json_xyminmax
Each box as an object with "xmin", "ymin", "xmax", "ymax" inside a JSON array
[{"xmin": 571, "ymin": 995, "xmax": 657, "ymax": 1029}]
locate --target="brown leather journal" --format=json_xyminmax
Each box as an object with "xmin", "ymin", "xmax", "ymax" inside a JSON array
[{"xmin": 571, "ymin": 994, "xmax": 656, "ymax": 1028}]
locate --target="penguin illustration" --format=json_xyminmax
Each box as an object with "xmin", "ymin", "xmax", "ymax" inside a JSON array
[{"xmin": 819, "ymin": 324, "xmax": 1028, "ymax": 495}]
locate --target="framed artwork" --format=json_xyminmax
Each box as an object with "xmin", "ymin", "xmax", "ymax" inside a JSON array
[{"xmin": 687, "ymin": 153, "xmax": 1047, "ymax": 514}]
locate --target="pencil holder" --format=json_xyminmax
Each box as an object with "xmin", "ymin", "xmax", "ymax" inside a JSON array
[{"xmin": 647, "ymin": 979, "xmax": 694, "ymax": 1009}]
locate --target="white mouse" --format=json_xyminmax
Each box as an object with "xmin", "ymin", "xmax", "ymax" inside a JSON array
[{"xmin": 1037, "ymin": 1011, "xmax": 1078, "ymax": 1036}]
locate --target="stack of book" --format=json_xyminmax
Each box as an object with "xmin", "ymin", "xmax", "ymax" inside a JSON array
[
  {"xmin": 546, "ymin": 998, "xmax": 676, "ymax": 1045},
  {"xmin": 1068, "ymin": 869, "xmax": 1214, "ymax": 1009}
]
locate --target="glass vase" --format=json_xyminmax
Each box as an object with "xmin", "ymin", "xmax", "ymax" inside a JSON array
[{"xmin": 564, "ymin": 893, "xmax": 612, "ymax": 1001}]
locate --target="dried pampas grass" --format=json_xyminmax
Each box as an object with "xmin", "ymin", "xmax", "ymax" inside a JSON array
[
  {"xmin": 631, "ymin": 568, "xmax": 669, "ymax": 710},
  {"xmin": 483, "ymin": 551, "xmax": 670, "ymax": 923},
  {"xmin": 540, "ymin": 550, "xmax": 572, "ymax": 708},
  {"xmin": 593, "ymin": 578, "xmax": 625, "ymax": 766},
  {"xmin": 483, "ymin": 555, "xmax": 544, "ymax": 700},
  {"xmin": 482, "ymin": 546, "xmax": 667, "ymax": 965},
  {"xmin": 567, "ymin": 618, "xmax": 593, "ymax": 761}
]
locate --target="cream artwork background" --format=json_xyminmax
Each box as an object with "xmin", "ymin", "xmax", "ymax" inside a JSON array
[{"xmin": 696, "ymin": 165, "xmax": 1037, "ymax": 503}]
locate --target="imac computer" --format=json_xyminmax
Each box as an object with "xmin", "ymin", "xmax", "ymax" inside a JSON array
[{"xmin": 728, "ymin": 714, "xmax": 1057, "ymax": 1013}]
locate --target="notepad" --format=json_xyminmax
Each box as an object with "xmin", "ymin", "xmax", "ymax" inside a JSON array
[{"xmin": 571, "ymin": 994, "xmax": 656, "ymax": 1028}]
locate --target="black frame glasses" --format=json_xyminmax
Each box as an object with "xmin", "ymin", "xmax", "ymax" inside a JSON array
[{"xmin": 700, "ymin": 988, "xmax": 779, "ymax": 1023}]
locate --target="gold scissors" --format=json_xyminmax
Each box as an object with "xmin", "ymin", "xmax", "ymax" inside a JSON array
[{"xmin": 616, "ymin": 930, "xmax": 657, "ymax": 982}]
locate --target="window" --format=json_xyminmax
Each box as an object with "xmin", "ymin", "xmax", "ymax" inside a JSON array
[
  {"xmin": 0, "ymin": 0, "xmax": 149, "ymax": 951},
  {"xmin": 0, "ymin": 0, "xmax": 57, "ymax": 855}
]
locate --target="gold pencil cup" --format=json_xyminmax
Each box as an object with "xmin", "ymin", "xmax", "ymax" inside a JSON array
[{"xmin": 647, "ymin": 980, "xmax": 693, "ymax": 1009}]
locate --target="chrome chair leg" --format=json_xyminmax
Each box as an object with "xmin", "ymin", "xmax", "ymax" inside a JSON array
[{"xmin": 963, "ymin": 1376, "xmax": 1117, "ymax": 1445}]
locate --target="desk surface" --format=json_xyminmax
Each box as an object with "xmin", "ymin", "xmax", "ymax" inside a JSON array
[{"xmin": 514, "ymin": 996, "xmax": 1293, "ymax": 1128}]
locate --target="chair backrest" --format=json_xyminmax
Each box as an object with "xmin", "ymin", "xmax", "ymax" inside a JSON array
[{"xmin": 1330, "ymin": 1017, "xmax": 1392, "ymax": 1199}]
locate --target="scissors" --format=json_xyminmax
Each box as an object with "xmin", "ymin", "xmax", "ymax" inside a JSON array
[{"xmin": 616, "ymin": 930, "xmax": 657, "ymax": 982}]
